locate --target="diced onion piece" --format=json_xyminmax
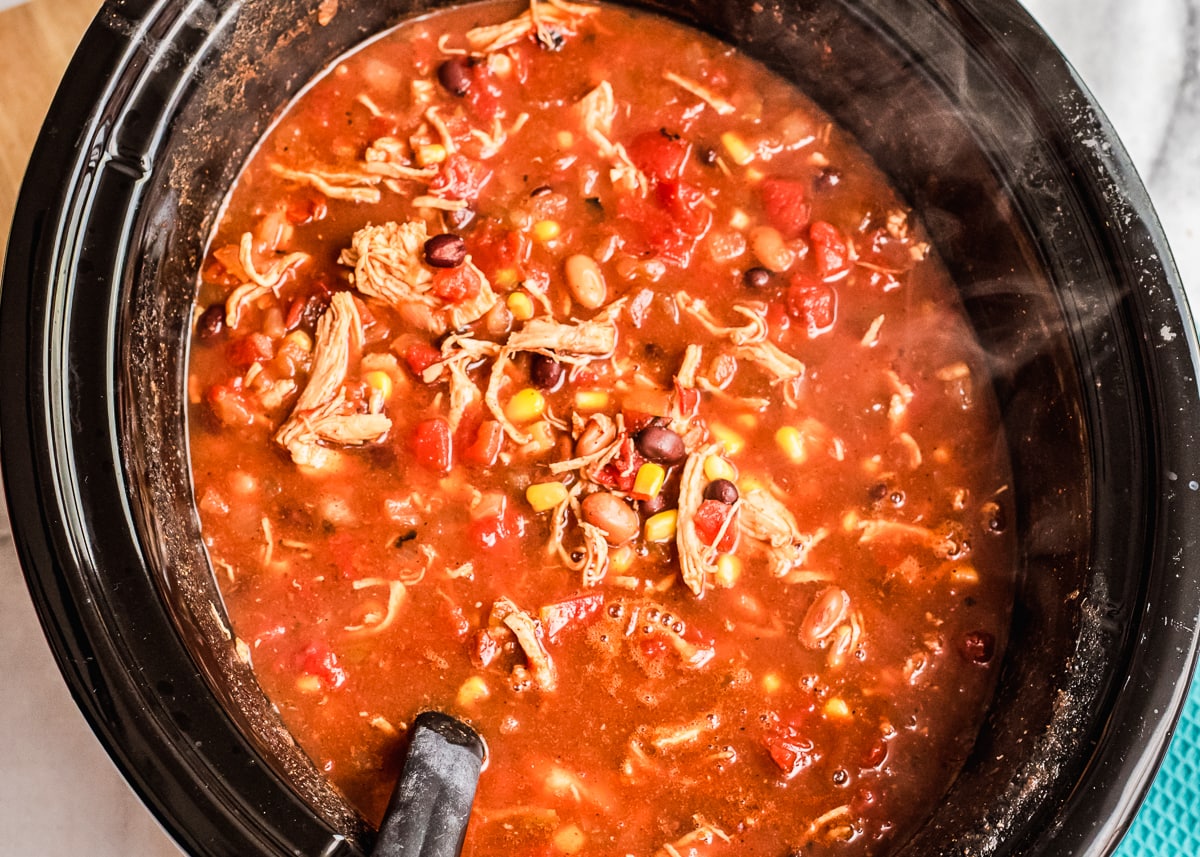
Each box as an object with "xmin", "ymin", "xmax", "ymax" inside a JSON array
[
  {"xmin": 527, "ymin": 481, "xmax": 569, "ymax": 512},
  {"xmin": 632, "ymin": 462, "xmax": 666, "ymax": 499},
  {"xmin": 644, "ymin": 509, "xmax": 678, "ymax": 543},
  {"xmin": 506, "ymin": 387, "xmax": 547, "ymax": 423}
]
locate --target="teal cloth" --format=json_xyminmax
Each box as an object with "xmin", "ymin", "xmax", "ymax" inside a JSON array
[{"xmin": 1115, "ymin": 672, "xmax": 1200, "ymax": 856}]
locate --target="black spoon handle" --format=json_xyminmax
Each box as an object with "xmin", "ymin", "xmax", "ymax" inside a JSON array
[{"xmin": 370, "ymin": 711, "xmax": 487, "ymax": 857}]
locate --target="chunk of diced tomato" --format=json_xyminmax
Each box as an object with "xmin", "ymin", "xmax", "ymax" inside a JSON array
[
  {"xmin": 412, "ymin": 417, "xmax": 453, "ymax": 473},
  {"xmin": 765, "ymin": 731, "xmax": 818, "ymax": 778},
  {"xmin": 468, "ymin": 509, "xmax": 526, "ymax": 550},
  {"xmin": 627, "ymin": 129, "xmax": 691, "ymax": 182},
  {"xmin": 463, "ymin": 420, "xmax": 504, "ymax": 466},
  {"xmin": 205, "ymin": 379, "xmax": 255, "ymax": 427},
  {"xmin": 226, "ymin": 332, "xmax": 275, "ymax": 370},
  {"xmin": 693, "ymin": 498, "xmax": 738, "ymax": 552},
  {"xmin": 432, "ymin": 265, "xmax": 482, "ymax": 303},
  {"xmin": 404, "ymin": 341, "xmax": 442, "ymax": 377},
  {"xmin": 466, "ymin": 63, "xmax": 505, "ymax": 121},
  {"xmin": 540, "ymin": 593, "xmax": 605, "ymax": 641},
  {"xmin": 760, "ymin": 177, "xmax": 811, "ymax": 238},
  {"xmin": 786, "ymin": 279, "xmax": 838, "ymax": 338},
  {"xmin": 298, "ymin": 642, "xmax": 347, "ymax": 689},
  {"xmin": 810, "ymin": 221, "xmax": 850, "ymax": 279},
  {"xmin": 430, "ymin": 153, "xmax": 493, "ymax": 202},
  {"xmin": 656, "ymin": 180, "xmax": 712, "ymax": 236},
  {"xmin": 285, "ymin": 191, "xmax": 328, "ymax": 225}
]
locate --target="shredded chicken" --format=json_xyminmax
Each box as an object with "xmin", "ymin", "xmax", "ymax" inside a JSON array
[
  {"xmin": 362, "ymin": 137, "xmax": 440, "ymax": 181},
  {"xmin": 732, "ymin": 340, "xmax": 805, "ymax": 407},
  {"xmin": 676, "ymin": 292, "xmax": 767, "ymax": 345},
  {"xmin": 339, "ymin": 220, "xmax": 498, "ymax": 334},
  {"xmin": 654, "ymin": 814, "xmax": 732, "ymax": 857},
  {"xmin": 663, "ymin": 71, "xmax": 736, "ymax": 115},
  {"xmin": 223, "ymin": 232, "xmax": 310, "ymax": 327},
  {"xmin": 466, "ymin": 0, "xmax": 598, "ymax": 54},
  {"xmin": 274, "ymin": 292, "xmax": 392, "ymax": 467},
  {"xmin": 269, "ymin": 162, "xmax": 382, "ymax": 203},
  {"xmin": 576, "ymin": 81, "xmax": 647, "ymax": 193},
  {"xmin": 676, "ymin": 344, "xmax": 703, "ymax": 389},
  {"xmin": 345, "ymin": 579, "xmax": 408, "ymax": 634},
  {"xmin": 506, "ymin": 313, "xmax": 619, "ymax": 355},
  {"xmin": 493, "ymin": 597, "xmax": 557, "ymax": 691},
  {"xmin": 739, "ymin": 488, "xmax": 824, "ymax": 577},
  {"xmin": 676, "ymin": 444, "xmax": 723, "ymax": 595}
]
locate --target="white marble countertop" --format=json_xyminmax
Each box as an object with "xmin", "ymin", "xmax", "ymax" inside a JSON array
[{"xmin": 1, "ymin": 1, "xmax": 1197, "ymax": 855}]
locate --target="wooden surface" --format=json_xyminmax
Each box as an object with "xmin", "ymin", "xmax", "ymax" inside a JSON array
[{"xmin": 0, "ymin": 0, "xmax": 103, "ymax": 252}]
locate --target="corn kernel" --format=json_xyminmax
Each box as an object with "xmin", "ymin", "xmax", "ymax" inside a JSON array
[
  {"xmin": 574, "ymin": 390, "xmax": 609, "ymax": 412},
  {"xmin": 735, "ymin": 412, "xmax": 759, "ymax": 431},
  {"xmin": 553, "ymin": 823, "xmax": 587, "ymax": 855},
  {"xmin": 737, "ymin": 474, "xmax": 766, "ymax": 495},
  {"xmin": 284, "ymin": 330, "xmax": 313, "ymax": 352},
  {"xmin": 842, "ymin": 510, "xmax": 860, "ymax": 532},
  {"xmin": 456, "ymin": 675, "xmax": 490, "ymax": 707},
  {"xmin": 610, "ymin": 545, "xmax": 635, "ymax": 574},
  {"xmin": 533, "ymin": 219, "xmax": 561, "ymax": 242},
  {"xmin": 296, "ymin": 674, "xmax": 322, "ymax": 694},
  {"xmin": 416, "ymin": 143, "xmax": 447, "ymax": 166},
  {"xmin": 715, "ymin": 553, "xmax": 742, "ymax": 588},
  {"xmin": 729, "ymin": 208, "xmax": 751, "ymax": 231},
  {"xmin": 644, "ymin": 509, "xmax": 678, "ymax": 543},
  {"xmin": 556, "ymin": 130, "xmax": 575, "ymax": 149},
  {"xmin": 494, "ymin": 267, "xmax": 520, "ymax": 288},
  {"xmin": 507, "ymin": 291, "xmax": 535, "ymax": 321},
  {"xmin": 776, "ymin": 426, "xmax": 806, "ymax": 462},
  {"xmin": 745, "ymin": 166, "xmax": 765, "ymax": 183},
  {"xmin": 950, "ymin": 564, "xmax": 980, "ymax": 585},
  {"xmin": 762, "ymin": 672, "xmax": 783, "ymax": 694},
  {"xmin": 824, "ymin": 697, "xmax": 852, "ymax": 720},
  {"xmin": 704, "ymin": 455, "xmax": 737, "ymax": 483},
  {"xmin": 710, "ymin": 422, "xmax": 745, "ymax": 455},
  {"xmin": 632, "ymin": 462, "xmax": 666, "ymax": 499},
  {"xmin": 505, "ymin": 387, "xmax": 546, "ymax": 423},
  {"xmin": 526, "ymin": 481, "xmax": 569, "ymax": 512},
  {"xmin": 721, "ymin": 130, "xmax": 755, "ymax": 166},
  {"xmin": 363, "ymin": 370, "xmax": 394, "ymax": 402}
]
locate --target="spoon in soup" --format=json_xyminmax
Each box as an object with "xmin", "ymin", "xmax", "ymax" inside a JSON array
[{"xmin": 370, "ymin": 711, "xmax": 487, "ymax": 857}]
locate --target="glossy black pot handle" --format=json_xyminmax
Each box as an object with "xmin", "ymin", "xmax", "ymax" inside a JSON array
[{"xmin": 371, "ymin": 712, "xmax": 486, "ymax": 857}]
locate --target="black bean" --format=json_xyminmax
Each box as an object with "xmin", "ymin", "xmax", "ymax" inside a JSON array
[
  {"xmin": 639, "ymin": 492, "xmax": 669, "ymax": 516},
  {"xmin": 704, "ymin": 478, "xmax": 739, "ymax": 505},
  {"xmin": 698, "ymin": 146, "xmax": 718, "ymax": 167},
  {"xmin": 196, "ymin": 304, "xmax": 226, "ymax": 340},
  {"xmin": 437, "ymin": 57, "xmax": 473, "ymax": 96},
  {"xmin": 743, "ymin": 267, "xmax": 771, "ymax": 289},
  {"xmin": 424, "ymin": 233, "xmax": 467, "ymax": 268},
  {"xmin": 635, "ymin": 425, "xmax": 686, "ymax": 465},
  {"xmin": 529, "ymin": 353, "xmax": 565, "ymax": 391}
]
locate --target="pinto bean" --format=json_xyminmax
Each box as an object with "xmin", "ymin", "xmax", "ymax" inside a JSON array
[
  {"xmin": 799, "ymin": 587, "xmax": 849, "ymax": 648},
  {"xmin": 581, "ymin": 492, "xmax": 639, "ymax": 545},
  {"xmin": 564, "ymin": 254, "xmax": 607, "ymax": 309},
  {"xmin": 576, "ymin": 417, "xmax": 616, "ymax": 457}
]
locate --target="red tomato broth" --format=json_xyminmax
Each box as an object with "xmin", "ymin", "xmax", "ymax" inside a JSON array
[{"xmin": 186, "ymin": 3, "xmax": 1015, "ymax": 855}]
